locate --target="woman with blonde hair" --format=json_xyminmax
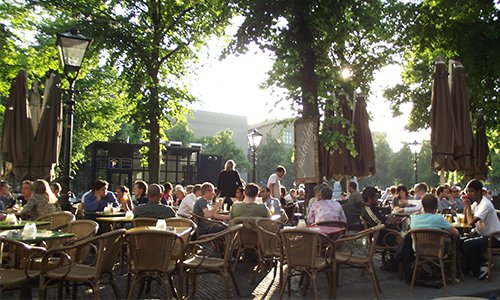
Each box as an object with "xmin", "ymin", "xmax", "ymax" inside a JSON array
[
  {"xmin": 217, "ymin": 159, "xmax": 243, "ymax": 209},
  {"xmin": 21, "ymin": 179, "xmax": 58, "ymax": 220}
]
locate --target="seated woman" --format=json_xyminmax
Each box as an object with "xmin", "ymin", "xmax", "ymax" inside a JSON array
[
  {"xmin": 21, "ymin": 179, "xmax": 58, "ymax": 220},
  {"xmin": 392, "ymin": 185, "xmax": 414, "ymax": 208},
  {"xmin": 307, "ymin": 186, "xmax": 346, "ymax": 224}
]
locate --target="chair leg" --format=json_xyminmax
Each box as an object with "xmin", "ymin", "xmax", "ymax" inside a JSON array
[
  {"xmin": 368, "ymin": 263, "xmax": 382, "ymax": 300},
  {"xmin": 311, "ymin": 272, "xmax": 318, "ymax": 300},
  {"xmin": 330, "ymin": 264, "xmax": 337, "ymax": 299},
  {"xmin": 127, "ymin": 275, "xmax": 138, "ymax": 299},
  {"xmin": 92, "ymin": 281, "xmax": 100, "ymax": 300},
  {"xmin": 110, "ymin": 274, "xmax": 121, "ymax": 299},
  {"xmin": 279, "ymin": 269, "xmax": 290, "ymax": 300},
  {"xmin": 410, "ymin": 257, "xmax": 419, "ymax": 294},
  {"xmin": 222, "ymin": 273, "xmax": 232, "ymax": 300},
  {"xmin": 439, "ymin": 259, "xmax": 447, "ymax": 294},
  {"xmin": 168, "ymin": 275, "xmax": 179, "ymax": 299},
  {"xmin": 488, "ymin": 252, "xmax": 493, "ymax": 282},
  {"xmin": 190, "ymin": 269, "xmax": 197, "ymax": 297},
  {"xmin": 230, "ymin": 269, "xmax": 242, "ymax": 297},
  {"xmin": 71, "ymin": 282, "xmax": 78, "ymax": 299}
]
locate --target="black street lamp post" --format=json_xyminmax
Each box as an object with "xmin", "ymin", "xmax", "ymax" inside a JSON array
[
  {"xmin": 247, "ymin": 129, "xmax": 263, "ymax": 183},
  {"xmin": 56, "ymin": 27, "xmax": 92, "ymax": 195},
  {"xmin": 408, "ymin": 140, "xmax": 422, "ymax": 184}
]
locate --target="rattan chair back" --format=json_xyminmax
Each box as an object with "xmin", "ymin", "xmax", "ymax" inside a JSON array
[
  {"xmin": 132, "ymin": 217, "xmax": 158, "ymax": 227},
  {"xmin": 36, "ymin": 211, "xmax": 75, "ymax": 230}
]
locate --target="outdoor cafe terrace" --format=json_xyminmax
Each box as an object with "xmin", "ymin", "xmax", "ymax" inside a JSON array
[{"xmin": 1, "ymin": 210, "xmax": 500, "ymax": 300}]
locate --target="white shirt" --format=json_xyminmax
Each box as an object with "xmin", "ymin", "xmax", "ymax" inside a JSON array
[
  {"xmin": 472, "ymin": 196, "xmax": 500, "ymax": 239},
  {"xmin": 177, "ymin": 193, "xmax": 197, "ymax": 217},
  {"xmin": 267, "ymin": 173, "xmax": 281, "ymax": 198}
]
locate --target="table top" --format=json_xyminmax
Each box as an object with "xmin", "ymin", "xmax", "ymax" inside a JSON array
[
  {"xmin": 87, "ymin": 211, "xmax": 126, "ymax": 217},
  {"xmin": 128, "ymin": 225, "xmax": 191, "ymax": 236},
  {"xmin": 452, "ymin": 222, "xmax": 473, "ymax": 229},
  {"xmin": 0, "ymin": 229, "xmax": 75, "ymax": 243},
  {"xmin": 0, "ymin": 220, "xmax": 51, "ymax": 230},
  {"xmin": 283, "ymin": 225, "xmax": 345, "ymax": 237},
  {"xmin": 96, "ymin": 216, "xmax": 133, "ymax": 223}
]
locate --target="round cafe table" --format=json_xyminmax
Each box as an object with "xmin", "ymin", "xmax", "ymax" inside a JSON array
[
  {"xmin": 0, "ymin": 229, "xmax": 75, "ymax": 244},
  {"xmin": 0, "ymin": 220, "xmax": 51, "ymax": 230}
]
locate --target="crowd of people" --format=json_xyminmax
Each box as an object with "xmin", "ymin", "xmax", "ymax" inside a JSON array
[{"xmin": 1, "ymin": 158, "xmax": 499, "ymax": 283}]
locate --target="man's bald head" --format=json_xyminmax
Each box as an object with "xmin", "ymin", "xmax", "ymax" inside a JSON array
[{"xmin": 148, "ymin": 184, "xmax": 161, "ymax": 203}]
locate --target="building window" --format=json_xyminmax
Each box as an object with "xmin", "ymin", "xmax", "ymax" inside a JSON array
[{"xmin": 282, "ymin": 130, "xmax": 293, "ymax": 145}]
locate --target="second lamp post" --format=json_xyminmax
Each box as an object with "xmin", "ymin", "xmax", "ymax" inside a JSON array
[{"xmin": 247, "ymin": 129, "xmax": 263, "ymax": 183}]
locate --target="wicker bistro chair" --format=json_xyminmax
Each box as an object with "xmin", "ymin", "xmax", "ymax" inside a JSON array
[
  {"xmin": 409, "ymin": 229, "xmax": 457, "ymax": 294},
  {"xmin": 360, "ymin": 216, "xmax": 402, "ymax": 267},
  {"xmin": 182, "ymin": 224, "xmax": 243, "ymax": 299},
  {"xmin": 165, "ymin": 217, "xmax": 197, "ymax": 241},
  {"xmin": 487, "ymin": 231, "xmax": 500, "ymax": 282},
  {"xmin": 48, "ymin": 220, "xmax": 99, "ymax": 251},
  {"xmin": 132, "ymin": 217, "xmax": 158, "ymax": 227},
  {"xmin": 335, "ymin": 224, "xmax": 384, "ymax": 300},
  {"xmin": 279, "ymin": 227, "xmax": 336, "ymax": 300},
  {"xmin": 39, "ymin": 229, "xmax": 126, "ymax": 300},
  {"xmin": 228, "ymin": 217, "xmax": 260, "ymax": 268},
  {"xmin": 255, "ymin": 219, "xmax": 284, "ymax": 285},
  {"xmin": 36, "ymin": 211, "xmax": 76, "ymax": 230},
  {"xmin": 126, "ymin": 229, "xmax": 186, "ymax": 299},
  {"xmin": 190, "ymin": 213, "xmax": 228, "ymax": 239},
  {"xmin": 0, "ymin": 238, "xmax": 46, "ymax": 298}
]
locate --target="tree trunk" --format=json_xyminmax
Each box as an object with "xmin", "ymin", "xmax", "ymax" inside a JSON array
[
  {"xmin": 148, "ymin": 74, "xmax": 161, "ymax": 184},
  {"xmin": 293, "ymin": 3, "xmax": 320, "ymax": 200}
]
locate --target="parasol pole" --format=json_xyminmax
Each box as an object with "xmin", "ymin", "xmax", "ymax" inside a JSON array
[{"xmin": 439, "ymin": 169, "xmax": 445, "ymax": 185}]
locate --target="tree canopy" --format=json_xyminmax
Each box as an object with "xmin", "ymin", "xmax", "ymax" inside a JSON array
[{"xmin": 384, "ymin": 0, "xmax": 499, "ymax": 147}]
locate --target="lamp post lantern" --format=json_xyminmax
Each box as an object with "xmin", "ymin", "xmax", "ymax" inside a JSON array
[
  {"xmin": 408, "ymin": 140, "xmax": 422, "ymax": 184},
  {"xmin": 56, "ymin": 27, "xmax": 91, "ymax": 195},
  {"xmin": 247, "ymin": 129, "xmax": 263, "ymax": 183}
]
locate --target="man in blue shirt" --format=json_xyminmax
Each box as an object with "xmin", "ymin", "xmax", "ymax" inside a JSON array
[
  {"xmin": 83, "ymin": 179, "xmax": 119, "ymax": 219},
  {"xmin": 409, "ymin": 194, "xmax": 458, "ymax": 237}
]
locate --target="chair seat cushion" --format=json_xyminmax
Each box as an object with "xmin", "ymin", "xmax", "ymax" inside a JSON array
[
  {"xmin": 183, "ymin": 255, "xmax": 224, "ymax": 270},
  {"xmin": 47, "ymin": 264, "xmax": 96, "ymax": 281}
]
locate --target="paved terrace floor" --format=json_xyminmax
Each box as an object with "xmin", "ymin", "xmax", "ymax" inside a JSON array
[{"xmin": 3, "ymin": 251, "xmax": 500, "ymax": 299}]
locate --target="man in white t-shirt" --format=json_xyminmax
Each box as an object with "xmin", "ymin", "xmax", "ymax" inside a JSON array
[
  {"xmin": 267, "ymin": 165, "xmax": 286, "ymax": 199},
  {"xmin": 177, "ymin": 184, "xmax": 202, "ymax": 217},
  {"xmin": 462, "ymin": 179, "xmax": 500, "ymax": 279}
]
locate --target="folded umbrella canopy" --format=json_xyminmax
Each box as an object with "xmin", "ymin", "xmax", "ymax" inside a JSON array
[
  {"xmin": 320, "ymin": 92, "xmax": 357, "ymax": 180},
  {"xmin": 30, "ymin": 74, "xmax": 63, "ymax": 180},
  {"xmin": 352, "ymin": 94, "xmax": 376, "ymax": 178},
  {"xmin": 1, "ymin": 70, "xmax": 35, "ymax": 179},
  {"xmin": 430, "ymin": 60, "xmax": 458, "ymax": 171},
  {"xmin": 466, "ymin": 118, "xmax": 489, "ymax": 181},
  {"xmin": 449, "ymin": 60, "xmax": 473, "ymax": 172}
]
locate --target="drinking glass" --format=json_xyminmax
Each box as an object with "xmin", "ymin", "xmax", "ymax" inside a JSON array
[{"xmin": 156, "ymin": 219, "xmax": 167, "ymax": 230}]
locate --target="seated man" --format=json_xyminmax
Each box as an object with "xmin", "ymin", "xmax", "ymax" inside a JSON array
[
  {"xmin": 461, "ymin": 179, "xmax": 500, "ymax": 279},
  {"xmin": 307, "ymin": 186, "xmax": 346, "ymax": 224},
  {"xmin": 83, "ymin": 179, "xmax": 119, "ymax": 219},
  {"xmin": 230, "ymin": 183, "xmax": 270, "ymax": 219},
  {"xmin": 259, "ymin": 186, "xmax": 281, "ymax": 217},
  {"xmin": 133, "ymin": 184, "xmax": 176, "ymax": 219},
  {"xmin": 362, "ymin": 186, "xmax": 402, "ymax": 248},
  {"xmin": 342, "ymin": 181, "xmax": 364, "ymax": 223},
  {"xmin": 177, "ymin": 184, "xmax": 202, "ymax": 217},
  {"xmin": 192, "ymin": 182, "xmax": 229, "ymax": 235},
  {"xmin": 409, "ymin": 194, "xmax": 458, "ymax": 236}
]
